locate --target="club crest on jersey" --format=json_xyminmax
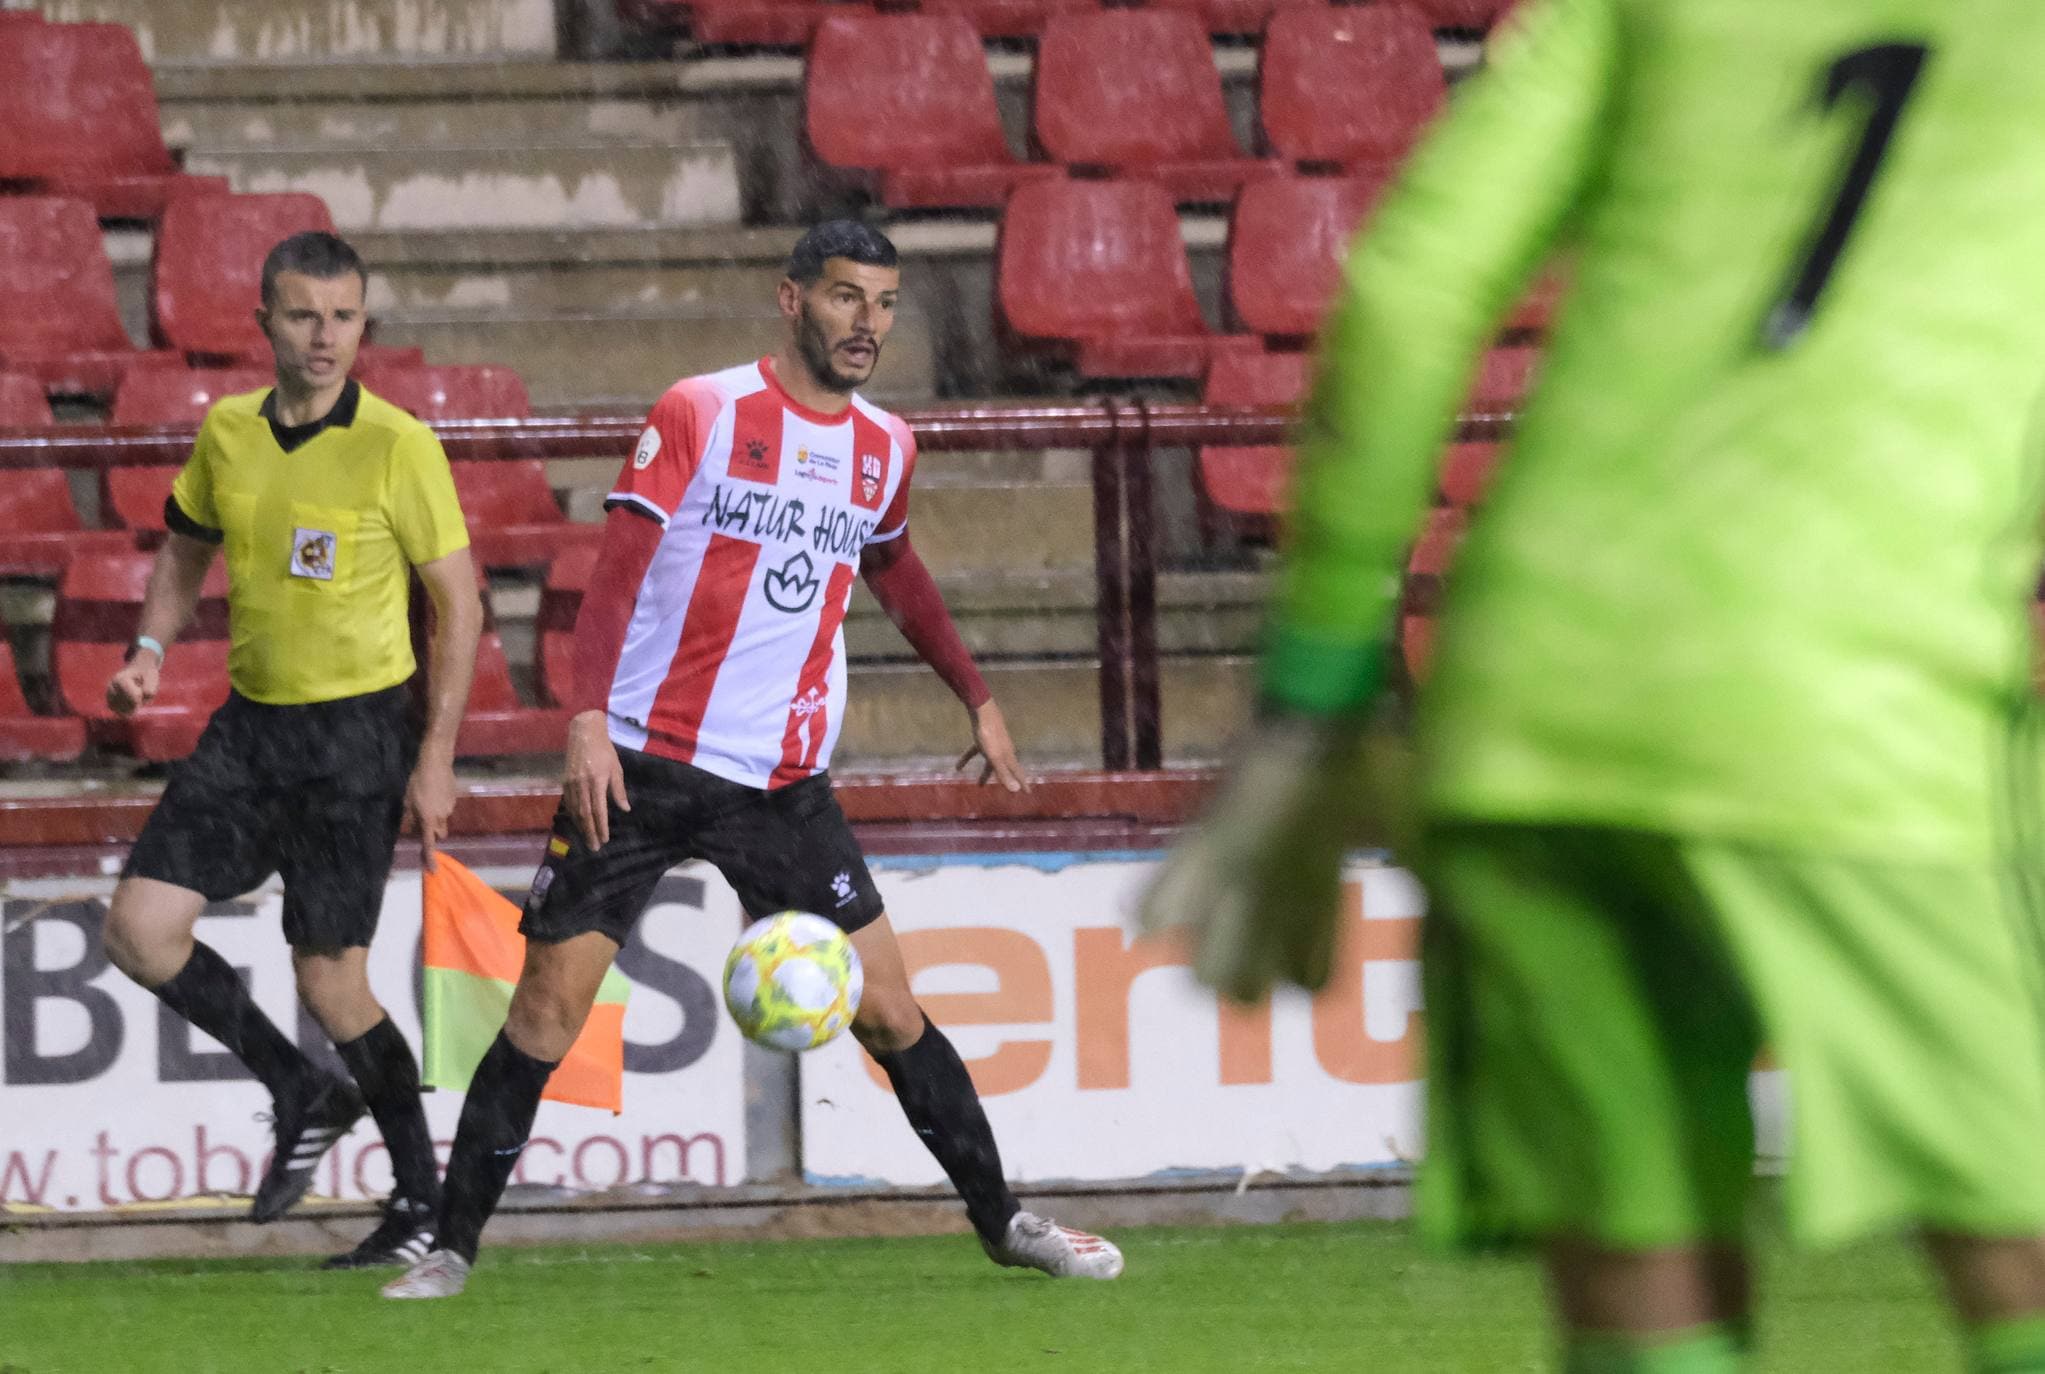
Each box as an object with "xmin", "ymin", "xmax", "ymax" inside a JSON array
[
  {"xmin": 289, "ymin": 527, "xmax": 336, "ymax": 581},
  {"xmin": 763, "ymin": 550, "xmax": 822, "ymax": 613},
  {"xmin": 858, "ymin": 453, "xmax": 885, "ymax": 508}
]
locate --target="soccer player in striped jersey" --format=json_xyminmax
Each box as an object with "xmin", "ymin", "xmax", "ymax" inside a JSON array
[
  {"xmin": 384, "ymin": 221, "xmax": 1123, "ymax": 1299},
  {"xmin": 1143, "ymin": 1, "xmax": 2045, "ymax": 1369}
]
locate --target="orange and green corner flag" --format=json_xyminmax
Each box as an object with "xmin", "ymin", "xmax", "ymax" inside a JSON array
[{"xmin": 420, "ymin": 854, "xmax": 628, "ymax": 1113}]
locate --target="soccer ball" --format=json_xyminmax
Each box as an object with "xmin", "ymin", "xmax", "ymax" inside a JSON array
[{"xmin": 722, "ymin": 912, "xmax": 864, "ymax": 1051}]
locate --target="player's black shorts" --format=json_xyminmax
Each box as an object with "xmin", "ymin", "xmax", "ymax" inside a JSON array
[
  {"xmin": 124, "ymin": 686, "xmax": 417, "ymax": 950},
  {"xmin": 519, "ymin": 747, "xmax": 885, "ymax": 947}
]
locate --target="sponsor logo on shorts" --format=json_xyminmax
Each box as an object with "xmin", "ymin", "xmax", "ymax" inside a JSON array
[
  {"xmin": 527, "ymin": 865, "xmax": 556, "ymax": 907},
  {"xmin": 831, "ymin": 870, "xmax": 856, "ymax": 908},
  {"xmin": 290, "ymin": 528, "xmax": 337, "ymax": 580},
  {"xmin": 632, "ymin": 426, "xmax": 661, "ymax": 470}
]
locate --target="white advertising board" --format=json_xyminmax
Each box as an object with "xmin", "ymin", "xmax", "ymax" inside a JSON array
[
  {"xmin": 0, "ymin": 866, "xmax": 748, "ymax": 1212},
  {"xmin": 802, "ymin": 856, "xmax": 1430, "ymax": 1186}
]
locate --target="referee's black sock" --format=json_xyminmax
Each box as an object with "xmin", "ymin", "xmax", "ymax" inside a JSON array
[
  {"xmin": 874, "ymin": 1015, "xmax": 1020, "ymax": 1246},
  {"xmin": 437, "ymin": 1031, "xmax": 557, "ymax": 1265},
  {"xmin": 335, "ymin": 1016, "xmax": 440, "ymax": 1207},
  {"xmin": 150, "ymin": 942, "xmax": 313, "ymax": 1102}
]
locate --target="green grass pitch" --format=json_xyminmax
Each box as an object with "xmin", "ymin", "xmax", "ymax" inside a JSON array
[{"xmin": 0, "ymin": 1220, "xmax": 1966, "ymax": 1372}]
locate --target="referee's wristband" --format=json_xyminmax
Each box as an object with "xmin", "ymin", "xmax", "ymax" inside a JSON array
[{"xmin": 127, "ymin": 635, "xmax": 166, "ymax": 664}]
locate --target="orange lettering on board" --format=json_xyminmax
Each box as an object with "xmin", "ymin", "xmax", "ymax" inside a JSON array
[
  {"xmin": 861, "ymin": 927, "xmax": 1053, "ymax": 1097},
  {"xmin": 1311, "ymin": 881, "xmax": 1424, "ymax": 1084},
  {"xmin": 1073, "ymin": 926, "xmax": 1273, "ymax": 1089}
]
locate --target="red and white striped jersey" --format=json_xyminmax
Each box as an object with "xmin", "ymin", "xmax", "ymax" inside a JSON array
[{"xmin": 601, "ymin": 357, "xmax": 914, "ymax": 788}]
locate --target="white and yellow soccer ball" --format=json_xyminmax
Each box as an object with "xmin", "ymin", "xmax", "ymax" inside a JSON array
[{"xmin": 722, "ymin": 912, "xmax": 864, "ymax": 1051}]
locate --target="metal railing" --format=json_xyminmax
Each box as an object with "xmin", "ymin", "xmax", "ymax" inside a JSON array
[{"xmin": 0, "ymin": 402, "xmax": 1509, "ymax": 775}]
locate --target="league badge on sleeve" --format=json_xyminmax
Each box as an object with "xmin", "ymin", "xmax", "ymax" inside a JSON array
[{"xmin": 633, "ymin": 425, "xmax": 661, "ymax": 470}]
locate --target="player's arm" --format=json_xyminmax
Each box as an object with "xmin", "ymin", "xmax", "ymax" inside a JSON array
[
  {"xmin": 408, "ymin": 547, "xmax": 483, "ymax": 870},
  {"xmin": 562, "ymin": 504, "xmax": 663, "ymax": 848},
  {"xmin": 1270, "ymin": 0, "xmax": 1617, "ymax": 716},
  {"xmin": 107, "ymin": 529, "xmax": 218, "ymax": 716},
  {"xmin": 562, "ymin": 385, "xmax": 708, "ymax": 848},
  {"xmin": 108, "ymin": 430, "xmax": 225, "ymax": 716},
  {"xmin": 1140, "ymin": 0, "xmax": 1622, "ymax": 1001},
  {"xmin": 860, "ymin": 532, "xmax": 1026, "ymax": 792}
]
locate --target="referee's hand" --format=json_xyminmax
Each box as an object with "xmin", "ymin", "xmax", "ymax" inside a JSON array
[
  {"xmin": 405, "ymin": 751, "xmax": 458, "ymax": 874},
  {"xmin": 106, "ymin": 650, "xmax": 160, "ymax": 717},
  {"xmin": 565, "ymin": 710, "xmax": 631, "ymax": 851}
]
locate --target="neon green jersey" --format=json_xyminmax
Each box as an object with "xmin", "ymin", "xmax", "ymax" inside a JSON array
[{"xmin": 1265, "ymin": 0, "xmax": 2045, "ymax": 860}]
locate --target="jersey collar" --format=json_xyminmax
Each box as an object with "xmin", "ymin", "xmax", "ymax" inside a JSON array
[
  {"xmin": 261, "ymin": 378, "xmax": 361, "ymax": 454},
  {"xmin": 758, "ymin": 356, "xmax": 855, "ymax": 427}
]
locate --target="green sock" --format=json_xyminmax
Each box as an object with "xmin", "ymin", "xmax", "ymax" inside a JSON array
[
  {"xmin": 1971, "ymin": 1314, "xmax": 2045, "ymax": 1373},
  {"xmin": 1566, "ymin": 1325, "xmax": 1747, "ymax": 1374}
]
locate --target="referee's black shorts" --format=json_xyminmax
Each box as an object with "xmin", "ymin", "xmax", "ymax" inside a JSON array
[
  {"xmin": 520, "ymin": 747, "xmax": 884, "ymax": 948},
  {"xmin": 124, "ymin": 686, "xmax": 417, "ymax": 949}
]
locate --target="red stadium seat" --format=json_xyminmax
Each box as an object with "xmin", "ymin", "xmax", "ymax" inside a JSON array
[
  {"xmin": 997, "ymin": 179, "xmax": 1259, "ymax": 379},
  {"xmin": 109, "ymin": 365, "xmax": 274, "ymax": 425},
  {"xmin": 1471, "ymin": 345, "xmax": 1539, "ymax": 412},
  {"xmin": 1401, "ymin": 0, "xmax": 1519, "ymax": 30},
  {"xmin": 101, "ymin": 466, "xmax": 181, "ymax": 537},
  {"xmin": 359, "ymin": 364, "xmax": 533, "ymax": 421},
  {"xmin": 1033, "ymin": 11, "xmax": 1280, "ymax": 202},
  {"xmin": 537, "ymin": 543, "xmax": 599, "ymax": 709},
  {"xmin": 0, "ymin": 23, "xmax": 227, "ymax": 219},
  {"xmin": 1260, "ymin": 8, "xmax": 1445, "ymax": 169},
  {"xmin": 449, "ymin": 460, "xmax": 600, "ymax": 568},
  {"xmin": 1400, "ymin": 505, "xmax": 1465, "ymax": 681},
  {"xmin": 1139, "ymin": 0, "xmax": 1318, "ymax": 39},
  {"xmin": 456, "ymin": 631, "xmax": 573, "ymax": 757},
  {"xmin": 0, "ymin": 372, "xmax": 53, "ymax": 426},
  {"xmin": 1227, "ymin": 172, "xmax": 1389, "ymax": 340},
  {"xmin": 1439, "ymin": 442, "xmax": 1502, "ymax": 508},
  {"xmin": 0, "ymin": 197, "xmax": 180, "ymax": 397},
  {"xmin": 1197, "ymin": 349, "xmax": 1308, "ymax": 524},
  {"xmin": 0, "ymin": 629, "xmax": 86, "ymax": 763},
  {"xmin": 0, "ymin": 467, "xmax": 130, "ymax": 575},
  {"xmin": 805, "ymin": 15, "xmax": 1060, "ymax": 210},
  {"xmin": 53, "ymin": 550, "xmax": 231, "ymax": 760},
  {"xmin": 621, "ymin": 0, "xmax": 846, "ymax": 47},
  {"xmin": 913, "ymin": 0, "xmax": 1095, "ymax": 40},
  {"xmin": 151, "ymin": 193, "xmax": 335, "ymax": 361}
]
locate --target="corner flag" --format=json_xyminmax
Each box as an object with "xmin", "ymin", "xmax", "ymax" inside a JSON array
[{"xmin": 420, "ymin": 855, "xmax": 627, "ymax": 1113}]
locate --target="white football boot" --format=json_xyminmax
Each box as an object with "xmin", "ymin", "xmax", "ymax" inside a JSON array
[
  {"xmin": 984, "ymin": 1210, "xmax": 1124, "ymax": 1279},
  {"xmin": 379, "ymin": 1248, "xmax": 472, "ymax": 1300}
]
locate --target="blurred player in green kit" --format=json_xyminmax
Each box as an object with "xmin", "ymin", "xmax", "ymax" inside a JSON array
[{"xmin": 1140, "ymin": 1, "xmax": 2045, "ymax": 1370}]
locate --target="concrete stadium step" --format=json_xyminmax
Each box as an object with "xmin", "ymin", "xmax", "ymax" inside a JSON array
[
  {"xmin": 835, "ymin": 655, "xmax": 1254, "ymax": 770},
  {"xmin": 179, "ymin": 141, "xmax": 741, "ymax": 232},
  {"xmin": 844, "ymin": 569, "xmax": 1266, "ymax": 659},
  {"xmin": 371, "ymin": 306, "xmax": 939, "ymax": 411},
  {"xmin": 30, "ymin": 0, "xmax": 558, "ymax": 61}
]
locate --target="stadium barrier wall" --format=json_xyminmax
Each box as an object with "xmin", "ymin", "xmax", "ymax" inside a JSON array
[{"xmin": 0, "ymin": 846, "xmax": 1434, "ymax": 1214}]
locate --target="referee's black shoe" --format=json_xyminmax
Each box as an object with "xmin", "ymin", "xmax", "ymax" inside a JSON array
[
  {"xmin": 323, "ymin": 1195, "xmax": 438, "ymax": 1269},
  {"xmin": 251, "ymin": 1074, "xmax": 365, "ymax": 1223}
]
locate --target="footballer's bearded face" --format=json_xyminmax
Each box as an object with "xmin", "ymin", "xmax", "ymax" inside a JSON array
[{"xmin": 789, "ymin": 259, "xmax": 899, "ymax": 393}]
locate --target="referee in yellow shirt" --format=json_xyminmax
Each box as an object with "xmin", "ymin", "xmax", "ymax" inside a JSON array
[{"xmin": 98, "ymin": 232, "xmax": 482, "ymax": 1268}]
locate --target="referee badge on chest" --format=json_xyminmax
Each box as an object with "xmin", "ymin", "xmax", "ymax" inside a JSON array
[{"xmin": 291, "ymin": 527, "xmax": 338, "ymax": 581}]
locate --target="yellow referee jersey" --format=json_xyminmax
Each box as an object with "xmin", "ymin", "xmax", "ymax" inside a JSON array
[{"xmin": 169, "ymin": 382, "xmax": 470, "ymax": 705}]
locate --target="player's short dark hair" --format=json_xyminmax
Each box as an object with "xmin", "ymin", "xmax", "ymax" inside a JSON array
[
  {"xmin": 260, "ymin": 231, "xmax": 366, "ymax": 307},
  {"xmin": 785, "ymin": 220, "xmax": 898, "ymax": 285}
]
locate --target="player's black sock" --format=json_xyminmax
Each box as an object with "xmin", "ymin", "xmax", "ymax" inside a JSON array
[
  {"xmin": 874, "ymin": 1015, "xmax": 1020, "ymax": 1246},
  {"xmin": 335, "ymin": 1016, "xmax": 440, "ymax": 1206},
  {"xmin": 436, "ymin": 1031, "xmax": 557, "ymax": 1264},
  {"xmin": 150, "ymin": 941, "xmax": 313, "ymax": 1102}
]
